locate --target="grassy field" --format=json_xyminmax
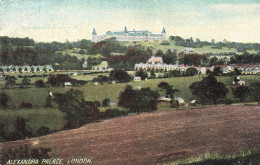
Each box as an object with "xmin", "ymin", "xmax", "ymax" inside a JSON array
[
  {"xmin": 1, "ymin": 105, "xmax": 259, "ymax": 164},
  {"xmin": 119, "ymin": 40, "xmax": 258, "ymax": 54},
  {"xmin": 57, "ymin": 50, "xmax": 101, "ymax": 60},
  {"xmin": 0, "ymin": 108, "xmax": 64, "ymax": 134},
  {"xmin": 160, "ymin": 148, "xmax": 260, "ymax": 165},
  {"xmin": 1, "ymin": 75, "xmax": 260, "ymax": 108},
  {"xmin": 1, "ymin": 74, "xmax": 259, "ymax": 137}
]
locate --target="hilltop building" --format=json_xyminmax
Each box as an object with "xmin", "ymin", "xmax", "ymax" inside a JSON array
[{"xmin": 92, "ymin": 27, "xmax": 167, "ymax": 42}]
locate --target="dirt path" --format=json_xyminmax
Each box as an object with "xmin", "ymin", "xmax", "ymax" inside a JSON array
[{"xmin": 1, "ymin": 105, "xmax": 260, "ymax": 165}]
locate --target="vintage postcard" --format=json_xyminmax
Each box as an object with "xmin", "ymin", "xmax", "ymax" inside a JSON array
[{"xmin": 0, "ymin": 0, "xmax": 260, "ymax": 164}]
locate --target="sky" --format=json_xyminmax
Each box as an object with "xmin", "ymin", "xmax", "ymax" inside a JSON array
[{"xmin": 0, "ymin": 0, "xmax": 259, "ymax": 43}]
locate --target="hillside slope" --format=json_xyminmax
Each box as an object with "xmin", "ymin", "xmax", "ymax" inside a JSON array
[{"xmin": 1, "ymin": 105, "xmax": 260, "ymax": 165}]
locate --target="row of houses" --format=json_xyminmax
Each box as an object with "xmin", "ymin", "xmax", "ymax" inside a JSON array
[
  {"xmin": 0, "ymin": 65, "xmax": 54, "ymax": 73},
  {"xmin": 213, "ymin": 63, "xmax": 260, "ymax": 74},
  {"xmin": 135, "ymin": 56, "xmax": 260, "ymax": 74}
]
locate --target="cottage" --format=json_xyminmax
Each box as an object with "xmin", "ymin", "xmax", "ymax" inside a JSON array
[
  {"xmin": 64, "ymin": 82, "xmax": 72, "ymax": 87},
  {"xmin": 134, "ymin": 77, "xmax": 141, "ymax": 81}
]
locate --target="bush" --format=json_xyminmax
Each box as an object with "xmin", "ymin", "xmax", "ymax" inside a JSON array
[
  {"xmin": 160, "ymin": 40, "xmax": 170, "ymax": 45},
  {"xmin": 0, "ymin": 92, "xmax": 10, "ymax": 108},
  {"xmin": 102, "ymin": 98, "xmax": 110, "ymax": 107},
  {"xmin": 103, "ymin": 109, "xmax": 127, "ymax": 119},
  {"xmin": 19, "ymin": 101, "xmax": 33, "ymax": 109},
  {"xmin": 35, "ymin": 79, "xmax": 45, "ymax": 87},
  {"xmin": 36, "ymin": 126, "xmax": 50, "ymax": 136}
]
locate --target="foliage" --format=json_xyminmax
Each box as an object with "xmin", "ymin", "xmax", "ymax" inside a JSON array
[
  {"xmin": 135, "ymin": 69, "xmax": 148, "ymax": 80},
  {"xmin": 149, "ymin": 68, "xmax": 156, "ymax": 79},
  {"xmin": 19, "ymin": 101, "xmax": 33, "ymax": 109},
  {"xmin": 212, "ymin": 66, "xmax": 223, "ymax": 76},
  {"xmin": 118, "ymin": 85, "xmax": 159, "ymax": 113},
  {"xmin": 0, "ymin": 92, "xmax": 10, "ymax": 108},
  {"xmin": 44, "ymin": 95, "xmax": 52, "ymax": 108},
  {"xmin": 102, "ymin": 98, "xmax": 110, "ymax": 107},
  {"xmin": 167, "ymin": 148, "xmax": 260, "ymax": 165},
  {"xmin": 248, "ymin": 82, "xmax": 260, "ymax": 104},
  {"xmin": 93, "ymin": 75, "xmax": 109, "ymax": 83},
  {"xmin": 36, "ymin": 126, "xmax": 51, "ymax": 136},
  {"xmin": 157, "ymin": 81, "xmax": 178, "ymax": 98},
  {"xmin": 109, "ymin": 69, "xmax": 132, "ymax": 82},
  {"xmin": 47, "ymin": 74, "xmax": 74, "ymax": 86},
  {"xmin": 21, "ymin": 76, "xmax": 31, "ymax": 88},
  {"xmin": 185, "ymin": 67, "xmax": 198, "ymax": 76},
  {"xmin": 35, "ymin": 79, "xmax": 45, "ymax": 88},
  {"xmin": 189, "ymin": 74, "xmax": 229, "ymax": 105},
  {"xmin": 53, "ymin": 89, "xmax": 86, "ymax": 127},
  {"xmin": 4, "ymin": 75, "xmax": 16, "ymax": 88},
  {"xmin": 14, "ymin": 117, "xmax": 32, "ymax": 140},
  {"xmin": 105, "ymin": 47, "xmax": 151, "ymax": 70},
  {"xmin": 231, "ymin": 85, "xmax": 249, "ymax": 102},
  {"xmin": 162, "ymin": 49, "xmax": 177, "ymax": 64},
  {"xmin": 178, "ymin": 52, "xmax": 206, "ymax": 66},
  {"xmin": 160, "ymin": 40, "xmax": 170, "ymax": 45},
  {"xmin": 102, "ymin": 108, "xmax": 127, "ymax": 119}
]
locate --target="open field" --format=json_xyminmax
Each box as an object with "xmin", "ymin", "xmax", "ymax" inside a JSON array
[
  {"xmin": 1, "ymin": 75, "xmax": 260, "ymax": 108},
  {"xmin": 0, "ymin": 108, "xmax": 64, "ymax": 134},
  {"xmin": 119, "ymin": 40, "xmax": 258, "ymax": 54},
  {"xmin": 1, "ymin": 105, "xmax": 260, "ymax": 164}
]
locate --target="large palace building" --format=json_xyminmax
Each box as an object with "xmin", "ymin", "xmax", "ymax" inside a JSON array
[{"xmin": 91, "ymin": 27, "xmax": 166, "ymax": 42}]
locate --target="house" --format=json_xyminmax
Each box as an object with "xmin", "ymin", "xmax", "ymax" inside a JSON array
[
  {"xmin": 147, "ymin": 56, "xmax": 163, "ymax": 64},
  {"xmin": 92, "ymin": 27, "xmax": 166, "ymax": 42},
  {"xmin": 64, "ymin": 82, "xmax": 72, "ymax": 87},
  {"xmin": 184, "ymin": 47, "xmax": 194, "ymax": 53},
  {"xmin": 92, "ymin": 61, "xmax": 110, "ymax": 71},
  {"xmin": 175, "ymin": 97, "xmax": 185, "ymax": 106},
  {"xmin": 134, "ymin": 77, "xmax": 141, "ymax": 81}
]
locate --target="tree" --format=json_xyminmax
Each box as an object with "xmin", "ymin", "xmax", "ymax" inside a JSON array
[
  {"xmin": 118, "ymin": 85, "xmax": 136, "ymax": 109},
  {"xmin": 0, "ymin": 92, "xmax": 10, "ymax": 108},
  {"xmin": 4, "ymin": 76, "xmax": 16, "ymax": 88},
  {"xmin": 53, "ymin": 89, "xmax": 88, "ymax": 127},
  {"xmin": 231, "ymin": 85, "xmax": 249, "ymax": 102},
  {"xmin": 185, "ymin": 67, "xmax": 198, "ymax": 76},
  {"xmin": 22, "ymin": 76, "xmax": 31, "ymax": 88},
  {"xmin": 135, "ymin": 70, "xmax": 148, "ymax": 80},
  {"xmin": 102, "ymin": 98, "xmax": 110, "ymax": 107},
  {"xmin": 47, "ymin": 74, "xmax": 73, "ymax": 86},
  {"xmin": 156, "ymin": 49, "xmax": 164, "ymax": 57},
  {"xmin": 189, "ymin": 74, "xmax": 229, "ymax": 105},
  {"xmin": 109, "ymin": 70, "xmax": 131, "ymax": 83},
  {"xmin": 157, "ymin": 81, "xmax": 178, "ymax": 99},
  {"xmin": 248, "ymin": 82, "xmax": 260, "ymax": 104},
  {"xmin": 118, "ymin": 85, "xmax": 159, "ymax": 113},
  {"xmin": 162, "ymin": 49, "xmax": 177, "ymax": 64},
  {"xmin": 35, "ymin": 80, "xmax": 45, "ymax": 88},
  {"xmin": 150, "ymin": 69, "xmax": 156, "ymax": 79}
]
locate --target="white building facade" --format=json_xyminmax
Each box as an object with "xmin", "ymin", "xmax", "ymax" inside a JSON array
[{"xmin": 92, "ymin": 27, "xmax": 167, "ymax": 43}]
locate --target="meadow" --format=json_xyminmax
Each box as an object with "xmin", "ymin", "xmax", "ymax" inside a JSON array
[{"xmin": 1, "ymin": 74, "xmax": 259, "ymax": 135}]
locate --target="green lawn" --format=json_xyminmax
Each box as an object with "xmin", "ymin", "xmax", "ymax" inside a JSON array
[
  {"xmin": 2, "ymin": 75, "xmax": 259, "ymax": 108},
  {"xmin": 119, "ymin": 40, "xmax": 258, "ymax": 54},
  {"xmin": 0, "ymin": 108, "xmax": 64, "ymax": 134}
]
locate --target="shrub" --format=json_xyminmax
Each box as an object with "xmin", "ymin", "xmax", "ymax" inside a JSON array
[
  {"xmin": 36, "ymin": 126, "xmax": 50, "ymax": 136},
  {"xmin": 35, "ymin": 79, "xmax": 45, "ymax": 87},
  {"xmin": 19, "ymin": 101, "xmax": 33, "ymax": 109},
  {"xmin": 0, "ymin": 92, "xmax": 10, "ymax": 108},
  {"xmin": 102, "ymin": 98, "xmax": 110, "ymax": 107},
  {"xmin": 103, "ymin": 109, "xmax": 127, "ymax": 119}
]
